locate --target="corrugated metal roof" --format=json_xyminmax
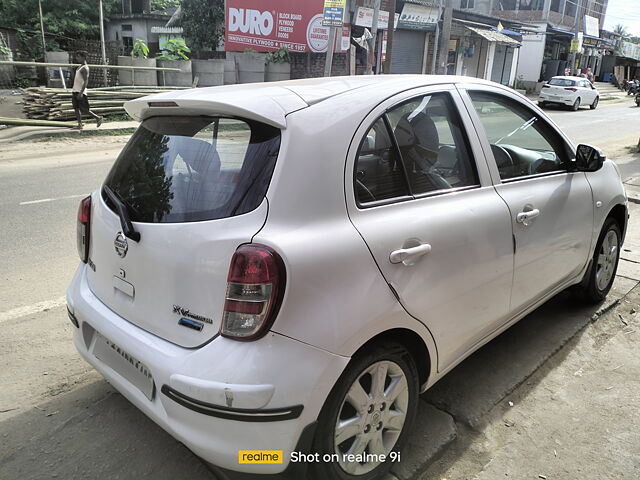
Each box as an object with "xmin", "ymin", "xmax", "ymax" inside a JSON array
[{"xmin": 465, "ymin": 26, "xmax": 521, "ymax": 46}]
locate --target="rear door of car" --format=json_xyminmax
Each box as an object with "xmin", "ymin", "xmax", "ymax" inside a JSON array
[
  {"xmin": 346, "ymin": 84, "xmax": 514, "ymax": 371},
  {"xmin": 580, "ymin": 80, "xmax": 597, "ymax": 104},
  {"xmin": 459, "ymin": 85, "xmax": 594, "ymax": 314}
]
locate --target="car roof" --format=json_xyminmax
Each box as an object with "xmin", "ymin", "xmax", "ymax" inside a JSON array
[
  {"xmin": 550, "ymin": 76, "xmax": 587, "ymax": 81},
  {"xmin": 124, "ymin": 75, "xmax": 499, "ymax": 129}
]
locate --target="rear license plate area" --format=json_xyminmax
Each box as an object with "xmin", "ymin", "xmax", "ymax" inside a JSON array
[{"xmin": 92, "ymin": 332, "xmax": 155, "ymax": 400}]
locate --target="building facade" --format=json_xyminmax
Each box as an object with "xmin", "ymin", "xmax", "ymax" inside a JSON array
[{"xmin": 456, "ymin": 0, "xmax": 610, "ymax": 89}]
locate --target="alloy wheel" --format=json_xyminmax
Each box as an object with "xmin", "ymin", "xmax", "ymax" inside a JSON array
[
  {"xmin": 596, "ymin": 229, "xmax": 619, "ymax": 291},
  {"xmin": 334, "ymin": 360, "xmax": 409, "ymax": 475}
]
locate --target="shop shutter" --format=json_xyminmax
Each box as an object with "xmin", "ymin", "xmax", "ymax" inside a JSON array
[{"xmin": 391, "ymin": 30, "xmax": 426, "ymax": 74}]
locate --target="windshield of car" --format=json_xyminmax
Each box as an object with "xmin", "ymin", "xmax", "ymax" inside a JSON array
[
  {"xmin": 549, "ymin": 78, "xmax": 577, "ymax": 87},
  {"xmin": 102, "ymin": 116, "xmax": 281, "ymax": 223}
]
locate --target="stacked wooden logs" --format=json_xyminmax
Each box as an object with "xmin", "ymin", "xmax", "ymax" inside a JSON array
[{"xmin": 20, "ymin": 86, "xmax": 187, "ymax": 121}]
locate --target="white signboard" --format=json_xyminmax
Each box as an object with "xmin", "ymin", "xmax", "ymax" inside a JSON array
[
  {"xmin": 584, "ymin": 15, "xmax": 599, "ymax": 38},
  {"xmin": 398, "ymin": 3, "xmax": 439, "ymax": 30},
  {"xmin": 354, "ymin": 7, "xmax": 400, "ymax": 30}
]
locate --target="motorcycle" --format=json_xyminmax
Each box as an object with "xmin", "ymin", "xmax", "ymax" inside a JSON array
[
  {"xmin": 628, "ymin": 79, "xmax": 640, "ymax": 95},
  {"xmin": 635, "ymin": 92, "xmax": 640, "ymax": 107}
]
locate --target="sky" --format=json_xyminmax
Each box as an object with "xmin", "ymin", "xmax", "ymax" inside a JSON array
[{"xmin": 604, "ymin": 0, "xmax": 640, "ymax": 37}]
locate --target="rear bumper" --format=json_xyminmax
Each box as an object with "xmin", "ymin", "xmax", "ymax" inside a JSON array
[
  {"xmin": 538, "ymin": 93, "xmax": 575, "ymax": 105},
  {"xmin": 66, "ymin": 265, "xmax": 349, "ymax": 474}
]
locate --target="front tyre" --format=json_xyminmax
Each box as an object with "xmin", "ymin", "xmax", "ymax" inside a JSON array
[
  {"xmin": 578, "ymin": 218, "xmax": 621, "ymax": 303},
  {"xmin": 310, "ymin": 343, "xmax": 419, "ymax": 480},
  {"xmin": 572, "ymin": 98, "xmax": 581, "ymax": 111},
  {"xmin": 590, "ymin": 96, "xmax": 599, "ymax": 109}
]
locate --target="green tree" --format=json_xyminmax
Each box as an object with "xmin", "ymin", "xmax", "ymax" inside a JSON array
[
  {"xmin": 0, "ymin": 0, "xmax": 121, "ymax": 55},
  {"xmin": 614, "ymin": 24, "xmax": 629, "ymax": 38},
  {"xmin": 181, "ymin": 0, "xmax": 224, "ymax": 52},
  {"xmin": 151, "ymin": 0, "xmax": 181, "ymax": 11}
]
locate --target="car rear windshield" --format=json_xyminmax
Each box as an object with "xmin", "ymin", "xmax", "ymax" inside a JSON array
[
  {"xmin": 102, "ymin": 116, "xmax": 281, "ymax": 223},
  {"xmin": 549, "ymin": 78, "xmax": 577, "ymax": 87}
]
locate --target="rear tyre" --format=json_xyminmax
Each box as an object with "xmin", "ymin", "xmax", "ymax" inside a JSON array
[
  {"xmin": 538, "ymin": 101, "xmax": 546, "ymax": 109},
  {"xmin": 310, "ymin": 343, "xmax": 419, "ymax": 480},
  {"xmin": 572, "ymin": 98, "xmax": 581, "ymax": 111},
  {"xmin": 590, "ymin": 97, "xmax": 599, "ymax": 109},
  {"xmin": 577, "ymin": 217, "xmax": 621, "ymax": 304}
]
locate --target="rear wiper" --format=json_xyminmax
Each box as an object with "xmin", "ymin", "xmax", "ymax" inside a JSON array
[{"xmin": 103, "ymin": 185, "xmax": 141, "ymax": 242}]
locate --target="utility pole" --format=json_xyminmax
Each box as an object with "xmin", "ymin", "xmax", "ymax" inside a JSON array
[
  {"xmin": 382, "ymin": 0, "xmax": 396, "ymax": 74},
  {"xmin": 568, "ymin": 0, "xmax": 582, "ymax": 75},
  {"xmin": 38, "ymin": 0, "xmax": 46, "ymax": 60},
  {"xmin": 437, "ymin": 0, "xmax": 453, "ymax": 75},
  {"xmin": 430, "ymin": 0, "xmax": 443, "ymax": 74},
  {"xmin": 324, "ymin": 27, "xmax": 337, "ymax": 77},
  {"xmin": 366, "ymin": 0, "xmax": 381, "ymax": 74},
  {"xmin": 99, "ymin": 0, "xmax": 108, "ymax": 86}
]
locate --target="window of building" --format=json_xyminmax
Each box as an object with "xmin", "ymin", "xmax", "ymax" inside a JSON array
[
  {"xmin": 122, "ymin": 24, "xmax": 133, "ymax": 31},
  {"xmin": 519, "ymin": 0, "xmax": 545, "ymax": 10},
  {"xmin": 496, "ymin": 0, "xmax": 517, "ymax": 10},
  {"xmin": 550, "ymin": 0, "xmax": 562, "ymax": 13},
  {"xmin": 461, "ymin": 0, "xmax": 475, "ymax": 8},
  {"xmin": 565, "ymin": 1, "xmax": 577, "ymax": 17}
]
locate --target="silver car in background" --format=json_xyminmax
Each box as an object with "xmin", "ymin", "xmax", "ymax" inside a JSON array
[{"xmin": 538, "ymin": 75, "xmax": 600, "ymax": 110}]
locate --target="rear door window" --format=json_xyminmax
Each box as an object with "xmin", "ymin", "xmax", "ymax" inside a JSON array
[
  {"xmin": 103, "ymin": 116, "xmax": 281, "ymax": 223},
  {"xmin": 549, "ymin": 78, "xmax": 576, "ymax": 87}
]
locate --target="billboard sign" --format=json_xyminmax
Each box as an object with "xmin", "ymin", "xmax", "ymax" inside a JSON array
[
  {"xmin": 225, "ymin": 0, "xmax": 347, "ymax": 52},
  {"xmin": 323, "ymin": 0, "xmax": 346, "ymax": 27},
  {"xmin": 354, "ymin": 6, "xmax": 399, "ymax": 30},
  {"xmin": 398, "ymin": 3, "xmax": 439, "ymax": 31},
  {"xmin": 584, "ymin": 15, "xmax": 600, "ymax": 38}
]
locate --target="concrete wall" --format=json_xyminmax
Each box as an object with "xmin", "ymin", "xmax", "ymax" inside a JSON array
[{"xmin": 515, "ymin": 23, "xmax": 547, "ymax": 84}]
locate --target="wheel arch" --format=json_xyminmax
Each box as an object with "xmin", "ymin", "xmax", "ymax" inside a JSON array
[
  {"xmin": 607, "ymin": 203, "xmax": 628, "ymax": 241},
  {"xmin": 352, "ymin": 328, "xmax": 432, "ymax": 390}
]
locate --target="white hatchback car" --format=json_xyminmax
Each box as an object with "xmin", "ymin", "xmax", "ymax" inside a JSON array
[
  {"xmin": 67, "ymin": 76, "xmax": 627, "ymax": 480},
  {"xmin": 538, "ymin": 75, "xmax": 600, "ymax": 110}
]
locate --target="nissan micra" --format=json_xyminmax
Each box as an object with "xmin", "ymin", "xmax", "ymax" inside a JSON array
[{"xmin": 67, "ymin": 76, "xmax": 627, "ymax": 480}]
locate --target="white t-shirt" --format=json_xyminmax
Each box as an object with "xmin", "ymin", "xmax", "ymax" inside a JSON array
[{"xmin": 72, "ymin": 64, "xmax": 89, "ymax": 94}]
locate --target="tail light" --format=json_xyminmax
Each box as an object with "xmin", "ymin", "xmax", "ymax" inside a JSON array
[
  {"xmin": 77, "ymin": 196, "xmax": 91, "ymax": 263},
  {"xmin": 221, "ymin": 244, "xmax": 286, "ymax": 341},
  {"xmin": 565, "ymin": 87, "xmax": 578, "ymax": 92}
]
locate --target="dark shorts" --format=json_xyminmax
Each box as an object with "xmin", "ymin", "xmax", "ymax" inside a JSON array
[{"xmin": 71, "ymin": 92, "xmax": 90, "ymax": 114}]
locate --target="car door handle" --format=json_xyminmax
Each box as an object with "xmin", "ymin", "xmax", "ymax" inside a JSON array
[
  {"xmin": 516, "ymin": 208, "xmax": 540, "ymax": 226},
  {"xmin": 389, "ymin": 243, "xmax": 432, "ymax": 265}
]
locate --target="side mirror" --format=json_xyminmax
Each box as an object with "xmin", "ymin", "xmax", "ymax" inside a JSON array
[{"xmin": 575, "ymin": 144, "xmax": 605, "ymax": 172}]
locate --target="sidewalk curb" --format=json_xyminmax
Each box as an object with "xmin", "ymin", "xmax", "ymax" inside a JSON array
[{"xmin": 0, "ymin": 127, "xmax": 136, "ymax": 143}]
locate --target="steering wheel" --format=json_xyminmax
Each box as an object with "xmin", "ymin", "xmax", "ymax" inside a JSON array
[{"xmin": 356, "ymin": 179, "xmax": 376, "ymax": 203}]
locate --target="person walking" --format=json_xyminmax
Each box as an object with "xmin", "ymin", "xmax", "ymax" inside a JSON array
[{"xmin": 71, "ymin": 51, "xmax": 103, "ymax": 130}]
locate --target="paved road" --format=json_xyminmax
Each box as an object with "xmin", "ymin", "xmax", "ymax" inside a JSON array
[
  {"xmin": 0, "ymin": 100, "xmax": 639, "ymax": 479},
  {"xmin": 544, "ymin": 99, "xmax": 640, "ymax": 180}
]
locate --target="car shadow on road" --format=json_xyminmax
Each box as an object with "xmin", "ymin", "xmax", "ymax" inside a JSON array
[
  {"xmin": 0, "ymin": 379, "xmax": 216, "ymax": 480},
  {"xmin": 392, "ymin": 276, "xmax": 638, "ymax": 480}
]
